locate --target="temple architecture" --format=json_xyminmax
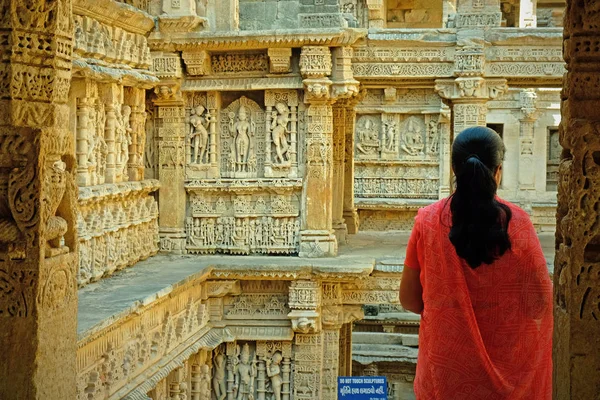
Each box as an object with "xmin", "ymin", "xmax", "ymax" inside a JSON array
[{"xmin": 3, "ymin": 0, "xmax": 596, "ymax": 399}]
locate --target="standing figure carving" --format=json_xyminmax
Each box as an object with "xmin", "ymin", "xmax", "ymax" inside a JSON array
[
  {"xmin": 265, "ymin": 352, "xmax": 283, "ymax": 400},
  {"xmin": 199, "ymin": 364, "xmax": 211, "ymax": 400},
  {"xmin": 96, "ymin": 103, "xmax": 107, "ymax": 183},
  {"xmin": 271, "ymin": 103, "xmax": 290, "ymax": 164},
  {"xmin": 401, "ymin": 118, "xmax": 425, "ymax": 156},
  {"xmin": 117, "ymin": 105, "xmax": 132, "ymax": 180},
  {"xmin": 228, "ymin": 106, "xmax": 255, "ymax": 172},
  {"xmin": 212, "ymin": 353, "xmax": 227, "ymax": 400},
  {"xmin": 382, "ymin": 119, "xmax": 397, "ymax": 152},
  {"xmin": 190, "ymin": 105, "xmax": 209, "ymax": 164},
  {"xmin": 428, "ymin": 120, "xmax": 439, "ymax": 154},
  {"xmin": 234, "ymin": 343, "xmax": 257, "ymax": 400}
]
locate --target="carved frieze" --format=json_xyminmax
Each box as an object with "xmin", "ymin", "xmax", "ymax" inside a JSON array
[
  {"xmin": 73, "ymin": 14, "xmax": 152, "ymax": 69},
  {"xmin": 211, "ymin": 53, "xmax": 269, "ymax": 75}
]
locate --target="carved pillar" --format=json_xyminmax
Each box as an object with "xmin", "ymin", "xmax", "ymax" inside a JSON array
[
  {"xmin": 365, "ymin": 0, "xmax": 385, "ymax": 28},
  {"xmin": 332, "ymin": 105, "xmax": 347, "ymax": 244},
  {"xmin": 338, "ymin": 323, "xmax": 353, "ymax": 376},
  {"xmin": 554, "ymin": 2, "xmax": 600, "ymax": 398},
  {"xmin": 454, "ymin": 0, "xmax": 502, "ymax": 29},
  {"xmin": 75, "ymin": 96, "xmax": 95, "ymax": 187},
  {"xmin": 516, "ymin": 90, "xmax": 538, "ymax": 207},
  {"xmin": 321, "ymin": 329, "xmax": 340, "ymax": 400},
  {"xmin": 125, "ymin": 87, "xmax": 147, "ymax": 181},
  {"xmin": 299, "ymin": 46, "xmax": 337, "ymax": 257},
  {"xmin": 0, "ymin": 0, "xmax": 78, "ymax": 398},
  {"xmin": 435, "ymin": 78, "xmax": 507, "ymax": 136},
  {"xmin": 343, "ymin": 98, "xmax": 361, "ymax": 234},
  {"xmin": 152, "ymin": 52, "xmax": 187, "ymax": 253},
  {"xmin": 100, "ymin": 83, "xmax": 123, "ymax": 184},
  {"xmin": 438, "ymin": 105, "xmax": 452, "ymax": 198},
  {"xmin": 207, "ymin": 91, "xmax": 220, "ymax": 176}
]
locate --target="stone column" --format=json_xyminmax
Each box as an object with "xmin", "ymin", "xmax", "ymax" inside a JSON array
[
  {"xmin": 518, "ymin": 0, "xmax": 537, "ymax": 28},
  {"xmin": 287, "ymin": 280, "xmax": 323, "ymax": 399},
  {"xmin": 332, "ymin": 105, "xmax": 347, "ymax": 244},
  {"xmin": 516, "ymin": 89, "xmax": 538, "ymax": 210},
  {"xmin": 435, "ymin": 77, "xmax": 507, "ymax": 136},
  {"xmin": 0, "ymin": 0, "xmax": 78, "ymax": 398},
  {"xmin": 554, "ymin": 2, "xmax": 600, "ymax": 398},
  {"xmin": 299, "ymin": 46, "xmax": 337, "ymax": 257},
  {"xmin": 438, "ymin": 105, "xmax": 452, "ymax": 198},
  {"xmin": 343, "ymin": 100, "xmax": 360, "ymax": 234},
  {"xmin": 100, "ymin": 83, "xmax": 123, "ymax": 184},
  {"xmin": 125, "ymin": 87, "xmax": 147, "ymax": 181},
  {"xmin": 73, "ymin": 80, "xmax": 98, "ymax": 187},
  {"xmin": 152, "ymin": 53, "xmax": 186, "ymax": 253}
]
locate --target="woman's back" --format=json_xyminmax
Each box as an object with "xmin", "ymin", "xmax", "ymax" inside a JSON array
[{"xmin": 405, "ymin": 199, "xmax": 553, "ymax": 399}]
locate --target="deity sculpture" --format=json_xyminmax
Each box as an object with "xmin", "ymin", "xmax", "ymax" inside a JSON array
[
  {"xmin": 199, "ymin": 364, "xmax": 211, "ymax": 400},
  {"xmin": 228, "ymin": 105, "xmax": 255, "ymax": 172},
  {"xmin": 265, "ymin": 352, "xmax": 283, "ymax": 400},
  {"xmin": 189, "ymin": 105, "xmax": 209, "ymax": 164},
  {"xmin": 382, "ymin": 119, "xmax": 397, "ymax": 152},
  {"xmin": 428, "ymin": 120, "xmax": 439, "ymax": 154},
  {"xmin": 356, "ymin": 118, "xmax": 380, "ymax": 155},
  {"xmin": 212, "ymin": 353, "xmax": 227, "ymax": 400},
  {"xmin": 401, "ymin": 118, "xmax": 425, "ymax": 156},
  {"xmin": 234, "ymin": 343, "xmax": 257, "ymax": 400},
  {"xmin": 117, "ymin": 105, "xmax": 132, "ymax": 179},
  {"xmin": 43, "ymin": 159, "xmax": 69, "ymax": 257},
  {"xmin": 270, "ymin": 102, "xmax": 290, "ymax": 164}
]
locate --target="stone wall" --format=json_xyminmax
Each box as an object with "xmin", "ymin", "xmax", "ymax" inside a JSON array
[
  {"xmin": 76, "ymin": 274, "xmax": 400, "ymax": 399},
  {"xmin": 70, "ymin": 0, "xmax": 160, "ymax": 286}
]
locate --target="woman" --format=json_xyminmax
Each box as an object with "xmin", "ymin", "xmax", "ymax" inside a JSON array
[{"xmin": 400, "ymin": 127, "xmax": 553, "ymax": 399}]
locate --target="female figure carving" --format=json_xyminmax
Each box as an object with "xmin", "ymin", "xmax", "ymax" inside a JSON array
[
  {"xmin": 190, "ymin": 105, "xmax": 209, "ymax": 164},
  {"xmin": 271, "ymin": 103, "xmax": 290, "ymax": 164},
  {"xmin": 401, "ymin": 118, "xmax": 425, "ymax": 156},
  {"xmin": 266, "ymin": 352, "xmax": 283, "ymax": 400}
]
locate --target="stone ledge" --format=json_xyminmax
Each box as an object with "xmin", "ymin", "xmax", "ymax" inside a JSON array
[
  {"xmin": 73, "ymin": 0, "xmax": 155, "ymax": 35},
  {"xmin": 79, "ymin": 179, "xmax": 160, "ymax": 204},
  {"xmin": 148, "ymin": 28, "xmax": 367, "ymax": 51},
  {"xmin": 73, "ymin": 59, "xmax": 159, "ymax": 88}
]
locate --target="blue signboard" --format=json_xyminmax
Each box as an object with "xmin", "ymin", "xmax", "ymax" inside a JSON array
[{"xmin": 338, "ymin": 376, "xmax": 387, "ymax": 400}]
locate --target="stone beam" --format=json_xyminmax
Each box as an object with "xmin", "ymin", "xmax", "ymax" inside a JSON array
[{"xmin": 0, "ymin": 0, "xmax": 78, "ymax": 399}]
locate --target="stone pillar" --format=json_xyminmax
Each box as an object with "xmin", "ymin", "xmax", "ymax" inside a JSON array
[
  {"xmin": 365, "ymin": 0, "xmax": 385, "ymax": 28},
  {"xmin": 554, "ymin": 2, "xmax": 600, "ymax": 398},
  {"xmin": 100, "ymin": 83, "xmax": 123, "ymax": 184},
  {"xmin": 299, "ymin": 46, "xmax": 337, "ymax": 257},
  {"xmin": 454, "ymin": 0, "xmax": 501, "ymax": 29},
  {"xmin": 438, "ymin": 105, "xmax": 452, "ymax": 198},
  {"xmin": 288, "ymin": 280, "xmax": 323, "ymax": 399},
  {"xmin": 518, "ymin": 0, "xmax": 537, "ymax": 28},
  {"xmin": 343, "ymin": 100, "xmax": 360, "ymax": 234},
  {"xmin": 152, "ymin": 53, "xmax": 186, "ymax": 253},
  {"xmin": 0, "ymin": 0, "xmax": 78, "ymax": 398},
  {"xmin": 322, "ymin": 329, "xmax": 340, "ymax": 400},
  {"xmin": 516, "ymin": 89, "xmax": 538, "ymax": 205},
  {"xmin": 338, "ymin": 323, "xmax": 353, "ymax": 376},
  {"xmin": 332, "ymin": 105, "xmax": 347, "ymax": 244},
  {"xmin": 125, "ymin": 87, "xmax": 147, "ymax": 181},
  {"xmin": 73, "ymin": 79, "xmax": 98, "ymax": 187},
  {"xmin": 435, "ymin": 77, "xmax": 507, "ymax": 137}
]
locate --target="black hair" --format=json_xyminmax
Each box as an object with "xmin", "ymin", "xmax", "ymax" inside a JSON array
[{"xmin": 449, "ymin": 126, "xmax": 512, "ymax": 268}]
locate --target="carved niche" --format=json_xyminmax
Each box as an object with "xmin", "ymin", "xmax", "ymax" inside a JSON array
[
  {"xmin": 211, "ymin": 340, "xmax": 293, "ymax": 400},
  {"xmin": 265, "ymin": 91, "xmax": 300, "ymax": 178},
  {"xmin": 354, "ymin": 112, "xmax": 442, "ymax": 200},
  {"xmin": 220, "ymin": 97, "xmax": 264, "ymax": 178}
]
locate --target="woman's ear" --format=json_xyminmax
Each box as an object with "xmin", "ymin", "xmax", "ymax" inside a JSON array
[{"xmin": 495, "ymin": 165, "xmax": 503, "ymax": 186}]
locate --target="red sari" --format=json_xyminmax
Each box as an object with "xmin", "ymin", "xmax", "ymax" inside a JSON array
[{"xmin": 405, "ymin": 198, "xmax": 553, "ymax": 399}]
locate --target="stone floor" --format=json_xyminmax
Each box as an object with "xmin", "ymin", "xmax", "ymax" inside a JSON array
[{"xmin": 77, "ymin": 231, "xmax": 555, "ymax": 338}]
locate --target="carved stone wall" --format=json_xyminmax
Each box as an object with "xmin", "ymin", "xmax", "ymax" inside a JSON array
[
  {"xmin": 69, "ymin": 4, "xmax": 159, "ymax": 286},
  {"xmin": 76, "ymin": 275, "xmax": 399, "ymax": 399},
  {"xmin": 180, "ymin": 89, "xmax": 305, "ymax": 255}
]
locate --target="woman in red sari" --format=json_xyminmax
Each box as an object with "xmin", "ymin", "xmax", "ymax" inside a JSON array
[{"xmin": 400, "ymin": 127, "xmax": 553, "ymax": 399}]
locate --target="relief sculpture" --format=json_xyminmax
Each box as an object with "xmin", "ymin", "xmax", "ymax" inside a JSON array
[{"xmin": 190, "ymin": 105, "xmax": 209, "ymax": 165}]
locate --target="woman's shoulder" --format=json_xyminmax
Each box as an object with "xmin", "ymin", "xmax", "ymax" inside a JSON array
[{"xmin": 416, "ymin": 198, "xmax": 451, "ymax": 221}]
